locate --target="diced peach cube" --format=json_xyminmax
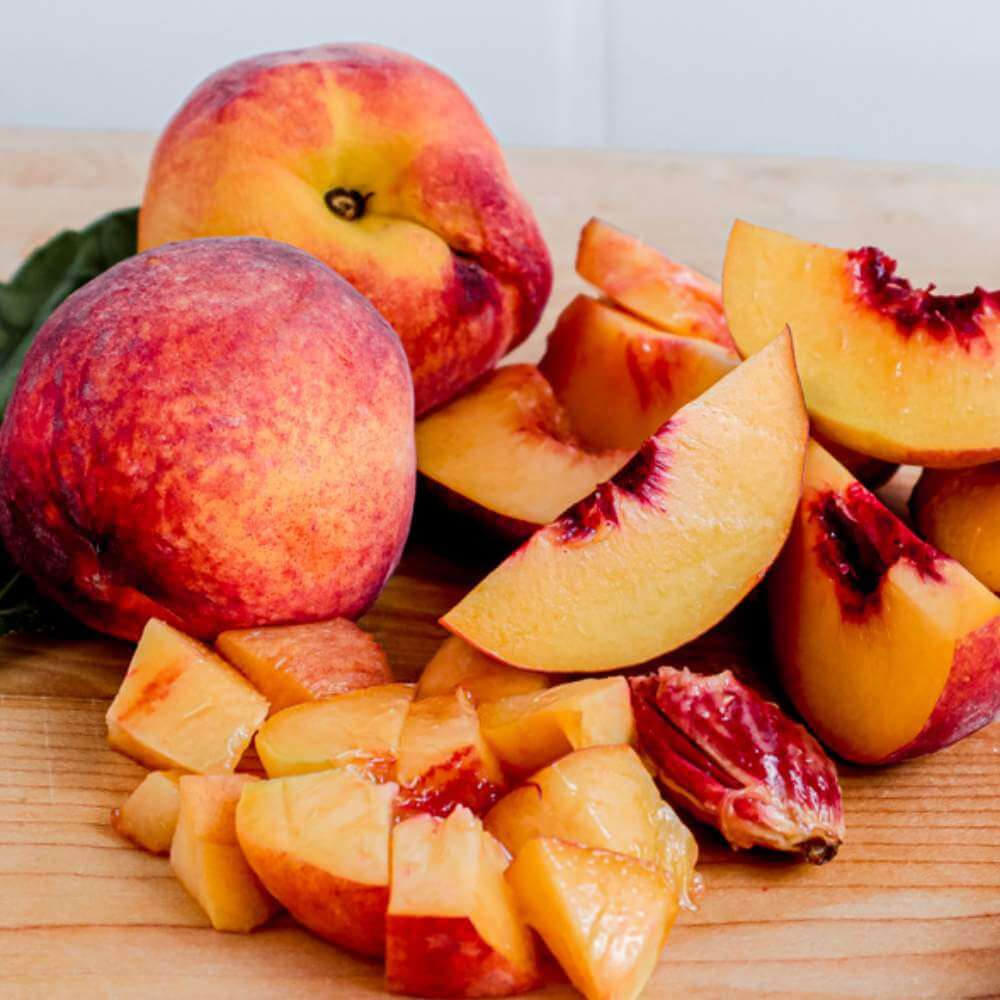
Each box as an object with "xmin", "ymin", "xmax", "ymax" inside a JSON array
[
  {"xmin": 110, "ymin": 769, "xmax": 183, "ymax": 854},
  {"xmin": 170, "ymin": 774, "xmax": 278, "ymax": 932},
  {"xmin": 485, "ymin": 745, "xmax": 699, "ymax": 907},
  {"xmin": 216, "ymin": 618, "xmax": 391, "ymax": 714},
  {"xmin": 507, "ymin": 838, "xmax": 678, "ymax": 1000},
  {"xmin": 477, "ymin": 677, "xmax": 635, "ymax": 774},
  {"xmin": 255, "ymin": 682, "xmax": 414, "ymax": 779},
  {"xmin": 106, "ymin": 619, "xmax": 269, "ymax": 773},
  {"xmin": 387, "ymin": 808, "xmax": 540, "ymax": 997},
  {"xmin": 396, "ymin": 690, "xmax": 505, "ymax": 818},
  {"xmin": 236, "ymin": 769, "xmax": 397, "ymax": 956},
  {"xmin": 417, "ymin": 636, "xmax": 549, "ymax": 704}
]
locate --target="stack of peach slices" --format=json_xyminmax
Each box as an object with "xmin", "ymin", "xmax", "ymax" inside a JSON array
[{"xmin": 106, "ymin": 217, "xmax": 999, "ymax": 1000}]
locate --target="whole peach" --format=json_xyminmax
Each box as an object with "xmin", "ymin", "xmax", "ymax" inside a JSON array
[
  {"xmin": 0, "ymin": 237, "xmax": 415, "ymax": 641},
  {"xmin": 138, "ymin": 44, "xmax": 553, "ymax": 415}
]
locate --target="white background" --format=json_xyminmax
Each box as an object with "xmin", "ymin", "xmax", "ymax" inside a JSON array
[{"xmin": 2, "ymin": 0, "xmax": 998, "ymax": 167}]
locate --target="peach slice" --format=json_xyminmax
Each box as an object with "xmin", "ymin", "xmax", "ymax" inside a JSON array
[
  {"xmin": 484, "ymin": 746, "xmax": 699, "ymax": 906},
  {"xmin": 110, "ymin": 769, "xmax": 183, "ymax": 854},
  {"xmin": 417, "ymin": 636, "xmax": 549, "ymax": 704},
  {"xmin": 216, "ymin": 619, "xmax": 391, "ymax": 714},
  {"xmin": 911, "ymin": 463, "xmax": 1000, "ymax": 592},
  {"xmin": 396, "ymin": 690, "xmax": 506, "ymax": 818},
  {"xmin": 442, "ymin": 332, "xmax": 807, "ymax": 672},
  {"xmin": 538, "ymin": 294, "xmax": 738, "ymax": 450},
  {"xmin": 477, "ymin": 677, "xmax": 635, "ymax": 775},
  {"xmin": 723, "ymin": 220, "xmax": 1000, "ymax": 467},
  {"xmin": 770, "ymin": 441, "xmax": 1000, "ymax": 763},
  {"xmin": 255, "ymin": 682, "xmax": 414, "ymax": 779},
  {"xmin": 415, "ymin": 364, "xmax": 630, "ymax": 538},
  {"xmin": 106, "ymin": 618, "xmax": 269, "ymax": 773},
  {"xmin": 387, "ymin": 808, "xmax": 540, "ymax": 997},
  {"xmin": 236, "ymin": 769, "xmax": 396, "ymax": 956},
  {"xmin": 170, "ymin": 774, "xmax": 278, "ymax": 932},
  {"xmin": 576, "ymin": 217, "xmax": 737, "ymax": 352},
  {"xmin": 507, "ymin": 838, "xmax": 678, "ymax": 1000}
]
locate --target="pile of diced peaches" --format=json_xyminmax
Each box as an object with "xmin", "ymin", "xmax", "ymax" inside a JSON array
[
  {"xmin": 106, "ymin": 216, "xmax": 999, "ymax": 1000},
  {"xmin": 108, "ymin": 617, "xmax": 705, "ymax": 999}
]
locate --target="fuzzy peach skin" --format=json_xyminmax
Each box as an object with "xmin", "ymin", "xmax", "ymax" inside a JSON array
[
  {"xmin": 138, "ymin": 44, "xmax": 552, "ymax": 415},
  {"xmin": 0, "ymin": 238, "xmax": 415, "ymax": 641}
]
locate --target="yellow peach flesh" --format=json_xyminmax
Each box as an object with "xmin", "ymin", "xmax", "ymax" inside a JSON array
[{"xmin": 106, "ymin": 619, "xmax": 268, "ymax": 773}]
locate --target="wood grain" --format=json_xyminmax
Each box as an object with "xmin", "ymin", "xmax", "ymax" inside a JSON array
[{"xmin": 1, "ymin": 128, "xmax": 999, "ymax": 999}]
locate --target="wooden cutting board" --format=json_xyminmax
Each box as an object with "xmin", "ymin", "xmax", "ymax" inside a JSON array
[{"xmin": 1, "ymin": 129, "xmax": 999, "ymax": 999}]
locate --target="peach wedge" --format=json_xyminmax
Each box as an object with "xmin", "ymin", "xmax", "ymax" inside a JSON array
[
  {"xmin": 723, "ymin": 220, "xmax": 1000, "ymax": 467},
  {"xmin": 442, "ymin": 332, "xmax": 807, "ymax": 672},
  {"xmin": 911, "ymin": 464, "xmax": 1000, "ymax": 593},
  {"xmin": 508, "ymin": 838, "xmax": 678, "ymax": 1000},
  {"xmin": 539, "ymin": 294, "xmax": 738, "ymax": 450},
  {"xmin": 387, "ymin": 809, "xmax": 540, "ymax": 997},
  {"xmin": 416, "ymin": 364, "xmax": 630, "ymax": 538},
  {"xmin": 770, "ymin": 441, "xmax": 1000, "ymax": 763},
  {"xmin": 236, "ymin": 769, "xmax": 397, "ymax": 956},
  {"xmin": 577, "ymin": 217, "xmax": 737, "ymax": 352}
]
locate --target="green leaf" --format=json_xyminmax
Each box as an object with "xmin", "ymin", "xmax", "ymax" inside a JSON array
[{"xmin": 0, "ymin": 206, "xmax": 138, "ymax": 638}]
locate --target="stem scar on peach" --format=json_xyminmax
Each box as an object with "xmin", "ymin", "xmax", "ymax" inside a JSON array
[{"xmin": 324, "ymin": 187, "xmax": 373, "ymax": 221}]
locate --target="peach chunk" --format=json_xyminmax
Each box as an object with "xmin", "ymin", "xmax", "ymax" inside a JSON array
[
  {"xmin": 387, "ymin": 808, "xmax": 540, "ymax": 997},
  {"xmin": 443, "ymin": 332, "xmax": 807, "ymax": 672},
  {"xmin": 416, "ymin": 364, "xmax": 630, "ymax": 538},
  {"xmin": 396, "ymin": 690, "xmax": 506, "ymax": 818},
  {"xmin": 485, "ymin": 746, "xmax": 699, "ymax": 906},
  {"xmin": 539, "ymin": 294, "xmax": 738, "ymax": 450},
  {"xmin": 770, "ymin": 441, "xmax": 1000, "ymax": 763},
  {"xmin": 236, "ymin": 769, "xmax": 396, "ymax": 956},
  {"xmin": 417, "ymin": 636, "xmax": 549, "ymax": 705},
  {"xmin": 110, "ymin": 769, "xmax": 183, "ymax": 854},
  {"xmin": 477, "ymin": 678, "xmax": 635, "ymax": 775},
  {"xmin": 724, "ymin": 220, "xmax": 1000, "ymax": 467},
  {"xmin": 507, "ymin": 838, "xmax": 678, "ymax": 1000},
  {"xmin": 216, "ymin": 618, "xmax": 391, "ymax": 714},
  {"xmin": 170, "ymin": 774, "xmax": 278, "ymax": 932},
  {"xmin": 106, "ymin": 619, "xmax": 268, "ymax": 773},
  {"xmin": 255, "ymin": 682, "xmax": 414, "ymax": 779},
  {"xmin": 911, "ymin": 463, "xmax": 1000, "ymax": 593},
  {"xmin": 577, "ymin": 217, "xmax": 737, "ymax": 352}
]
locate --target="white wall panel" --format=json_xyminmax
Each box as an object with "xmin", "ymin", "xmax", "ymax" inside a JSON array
[{"xmin": 2, "ymin": 0, "xmax": 998, "ymax": 167}]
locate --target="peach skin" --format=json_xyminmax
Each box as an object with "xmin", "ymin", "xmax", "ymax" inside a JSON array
[
  {"xmin": 0, "ymin": 237, "xmax": 415, "ymax": 641},
  {"xmin": 139, "ymin": 44, "xmax": 552, "ymax": 414}
]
